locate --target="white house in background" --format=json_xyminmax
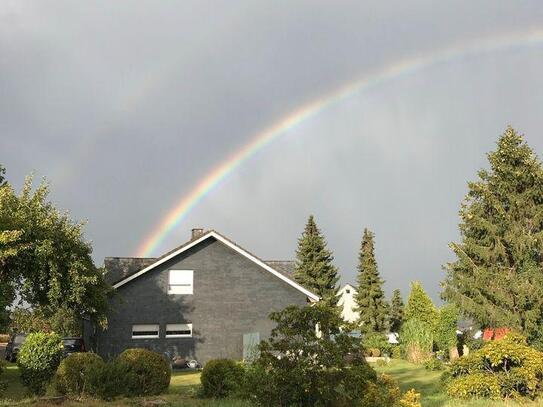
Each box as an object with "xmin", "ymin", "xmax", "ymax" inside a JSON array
[{"xmin": 338, "ymin": 283, "xmax": 359, "ymax": 323}]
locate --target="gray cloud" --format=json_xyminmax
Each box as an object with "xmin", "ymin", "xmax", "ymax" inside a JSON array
[{"xmin": 2, "ymin": 1, "xmax": 543, "ymax": 302}]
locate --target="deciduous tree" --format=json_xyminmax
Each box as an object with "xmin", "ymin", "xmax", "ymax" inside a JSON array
[{"xmin": 0, "ymin": 175, "xmax": 110, "ymax": 328}]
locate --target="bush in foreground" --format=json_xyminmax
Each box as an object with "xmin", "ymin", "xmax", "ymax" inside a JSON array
[
  {"xmin": 201, "ymin": 359, "xmax": 245, "ymax": 398},
  {"xmin": 447, "ymin": 332, "xmax": 543, "ymax": 400},
  {"xmin": 399, "ymin": 389, "xmax": 422, "ymax": 407},
  {"xmin": 86, "ymin": 359, "xmax": 138, "ymax": 400},
  {"xmin": 55, "ymin": 352, "xmax": 105, "ymax": 396},
  {"xmin": 17, "ymin": 332, "xmax": 63, "ymax": 395},
  {"xmin": 116, "ymin": 348, "xmax": 171, "ymax": 396},
  {"xmin": 243, "ymin": 305, "xmax": 400, "ymax": 407}
]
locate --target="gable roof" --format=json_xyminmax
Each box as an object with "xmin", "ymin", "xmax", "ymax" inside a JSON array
[
  {"xmin": 112, "ymin": 230, "xmax": 319, "ymax": 302},
  {"xmin": 104, "ymin": 257, "xmax": 157, "ymax": 285},
  {"xmin": 264, "ymin": 260, "xmax": 296, "ymax": 277},
  {"xmin": 338, "ymin": 283, "xmax": 357, "ymax": 293}
]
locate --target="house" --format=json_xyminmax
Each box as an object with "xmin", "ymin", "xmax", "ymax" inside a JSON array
[
  {"xmin": 338, "ymin": 283, "xmax": 359, "ymax": 323},
  {"xmin": 85, "ymin": 229, "xmax": 319, "ymax": 364}
]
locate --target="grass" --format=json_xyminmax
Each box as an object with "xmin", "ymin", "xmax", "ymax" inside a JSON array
[
  {"xmin": 6, "ymin": 357, "xmax": 543, "ymax": 406},
  {"xmin": 375, "ymin": 359, "xmax": 543, "ymax": 407},
  {"xmin": 0, "ymin": 363, "xmax": 251, "ymax": 407}
]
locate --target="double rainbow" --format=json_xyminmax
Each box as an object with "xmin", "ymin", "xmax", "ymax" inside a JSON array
[{"xmin": 136, "ymin": 28, "xmax": 543, "ymax": 257}]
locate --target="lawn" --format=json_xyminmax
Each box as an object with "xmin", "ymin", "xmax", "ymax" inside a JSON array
[
  {"xmin": 375, "ymin": 359, "xmax": 543, "ymax": 407},
  {"xmin": 0, "ymin": 363, "xmax": 251, "ymax": 407},
  {"xmin": 6, "ymin": 358, "xmax": 543, "ymax": 406}
]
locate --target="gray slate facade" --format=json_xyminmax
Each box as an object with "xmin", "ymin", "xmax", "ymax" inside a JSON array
[{"xmin": 90, "ymin": 231, "xmax": 316, "ymax": 364}]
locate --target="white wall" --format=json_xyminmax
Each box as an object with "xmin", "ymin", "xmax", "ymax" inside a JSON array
[{"xmin": 338, "ymin": 284, "xmax": 359, "ymax": 323}]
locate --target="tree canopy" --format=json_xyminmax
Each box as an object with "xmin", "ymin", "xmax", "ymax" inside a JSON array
[
  {"xmin": 353, "ymin": 228, "xmax": 389, "ymax": 333},
  {"xmin": 389, "ymin": 288, "xmax": 404, "ymax": 333},
  {"xmin": 0, "ymin": 173, "xmax": 110, "ymax": 329},
  {"xmin": 294, "ymin": 215, "xmax": 340, "ymax": 308},
  {"xmin": 404, "ymin": 281, "xmax": 437, "ymax": 327},
  {"xmin": 442, "ymin": 127, "xmax": 543, "ymax": 344}
]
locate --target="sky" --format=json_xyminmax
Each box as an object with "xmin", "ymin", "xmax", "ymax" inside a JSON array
[{"xmin": 2, "ymin": 1, "xmax": 543, "ymax": 302}]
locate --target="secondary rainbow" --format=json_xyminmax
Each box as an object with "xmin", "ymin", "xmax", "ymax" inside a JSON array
[{"xmin": 136, "ymin": 28, "xmax": 543, "ymax": 257}]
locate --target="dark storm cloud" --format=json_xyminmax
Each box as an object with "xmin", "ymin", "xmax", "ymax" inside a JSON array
[{"xmin": 1, "ymin": 1, "xmax": 543, "ymax": 301}]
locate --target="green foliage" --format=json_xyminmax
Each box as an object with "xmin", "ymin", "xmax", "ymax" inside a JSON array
[
  {"xmin": 17, "ymin": 332, "xmax": 63, "ymax": 395},
  {"xmin": 85, "ymin": 358, "xmax": 137, "ymax": 400},
  {"xmin": 359, "ymin": 373, "xmax": 401, "ymax": 407},
  {"xmin": 55, "ymin": 352, "xmax": 105, "ymax": 396},
  {"xmin": 354, "ymin": 229, "xmax": 389, "ymax": 333},
  {"xmin": 0, "ymin": 359, "xmax": 4, "ymax": 396},
  {"xmin": 443, "ymin": 127, "xmax": 543, "ymax": 343},
  {"xmin": 399, "ymin": 389, "xmax": 422, "ymax": 407},
  {"xmin": 434, "ymin": 304, "xmax": 459, "ymax": 354},
  {"xmin": 201, "ymin": 359, "xmax": 245, "ymax": 398},
  {"xmin": 82, "ymin": 349, "xmax": 170, "ymax": 399},
  {"xmin": 117, "ymin": 348, "xmax": 171, "ymax": 396},
  {"xmin": 0, "ymin": 164, "xmax": 6, "ymax": 187},
  {"xmin": 244, "ymin": 304, "xmax": 394, "ymax": 407},
  {"xmin": 363, "ymin": 332, "xmax": 391, "ymax": 356},
  {"xmin": 293, "ymin": 215, "xmax": 339, "ymax": 308},
  {"xmin": 389, "ymin": 289, "xmax": 404, "ymax": 333},
  {"xmin": 400, "ymin": 319, "xmax": 433, "ymax": 364},
  {"xmin": 9, "ymin": 306, "xmax": 82, "ymax": 336},
  {"xmin": 447, "ymin": 332, "xmax": 543, "ymax": 399},
  {"xmin": 0, "ymin": 176, "xmax": 111, "ymax": 329},
  {"xmin": 391, "ymin": 345, "xmax": 402, "ymax": 359},
  {"xmin": 424, "ymin": 357, "xmax": 445, "ymax": 371},
  {"xmin": 404, "ymin": 282, "xmax": 437, "ymax": 327}
]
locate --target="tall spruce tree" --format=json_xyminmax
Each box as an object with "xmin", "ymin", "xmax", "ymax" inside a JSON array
[
  {"xmin": 294, "ymin": 215, "xmax": 340, "ymax": 307},
  {"xmin": 389, "ymin": 289, "xmax": 404, "ymax": 333},
  {"xmin": 354, "ymin": 228, "xmax": 389, "ymax": 333},
  {"xmin": 443, "ymin": 127, "xmax": 543, "ymax": 343}
]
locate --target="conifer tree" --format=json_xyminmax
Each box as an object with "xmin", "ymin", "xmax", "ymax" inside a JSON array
[
  {"xmin": 354, "ymin": 228, "xmax": 389, "ymax": 333},
  {"xmin": 405, "ymin": 281, "xmax": 437, "ymax": 327},
  {"xmin": 443, "ymin": 127, "xmax": 543, "ymax": 343},
  {"xmin": 294, "ymin": 215, "xmax": 340, "ymax": 308},
  {"xmin": 389, "ymin": 288, "xmax": 404, "ymax": 332}
]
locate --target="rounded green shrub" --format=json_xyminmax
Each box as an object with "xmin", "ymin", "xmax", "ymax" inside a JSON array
[
  {"xmin": 55, "ymin": 352, "xmax": 105, "ymax": 396},
  {"xmin": 85, "ymin": 359, "xmax": 137, "ymax": 400},
  {"xmin": 117, "ymin": 348, "xmax": 171, "ymax": 396},
  {"xmin": 201, "ymin": 359, "xmax": 245, "ymax": 398},
  {"xmin": 447, "ymin": 332, "xmax": 543, "ymax": 400},
  {"xmin": 17, "ymin": 332, "xmax": 63, "ymax": 395}
]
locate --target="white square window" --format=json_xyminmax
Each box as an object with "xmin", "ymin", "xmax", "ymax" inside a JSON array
[
  {"xmin": 168, "ymin": 270, "xmax": 193, "ymax": 294},
  {"xmin": 132, "ymin": 324, "xmax": 159, "ymax": 339},
  {"xmin": 166, "ymin": 323, "xmax": 192, "ymax": 338}
]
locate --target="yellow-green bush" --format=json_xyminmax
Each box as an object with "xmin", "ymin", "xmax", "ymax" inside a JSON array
[
  {"xmin": 17, "ymin": 332, "xmax": 64, "ymax": 395},
  {"xmin": 359, "ymin": 373, "xmax": 401, "ymax": 407},
  {"xmin": 447, "ymin": 332, "xmax": 543, "ymax": 399},
  {"xmin": 399, "ymin": 389, "xmax": 422, "ymax": 407}
]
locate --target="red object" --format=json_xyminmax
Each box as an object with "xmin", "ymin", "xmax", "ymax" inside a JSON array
[
  {"xmin": 482, "ymin": 328, "xmax": 494, "ymax": 341},
  {"xmin": 493, "ymin": 327, "xmax": 511, "ymax": 341},
  {"xmin": 482, "ymin": 327, "xmax": 511, "ymax": 341}
]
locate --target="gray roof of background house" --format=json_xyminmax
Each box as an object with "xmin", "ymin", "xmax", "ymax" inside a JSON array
[
  {"xmin": 104, "ymin": 257, "xmax": 157, "ymax": 285},
  {"xmin": 264, "ymin": 261, "xmax": 296, "ymax": 277},
  {"xmin": 103, "ymin": 231, "xmax": 297, "ymax": 285}
]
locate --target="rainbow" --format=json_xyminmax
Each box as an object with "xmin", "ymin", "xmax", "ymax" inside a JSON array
[{"xmin": 136, "ymin": 28, "xmax": 543, "ymax": 257}]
